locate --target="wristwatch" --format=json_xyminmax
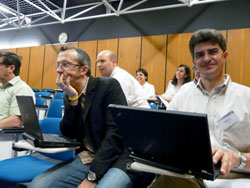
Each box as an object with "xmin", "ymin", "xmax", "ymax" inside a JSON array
[
  {"xmin": 236, "ymin": 152, "xmax": 247, "ymax": 170},
  {"xmin": 87, "ymin": 171, "xmax": 97, "ymax": 182}
]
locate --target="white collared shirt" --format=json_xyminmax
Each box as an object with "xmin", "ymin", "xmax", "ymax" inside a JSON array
[
  {"xmin": 141, "ymin": 82, "xmax": 155, "ymax": 99},
  {"xmin": 168, "ymin": 75, "xmax": 250, "ymax": 153},
  {"xmin": 110, "ymin": 67, "xmax": 149, "ymax": 108},
  {"xmin": 163, "ymin": 80, "xmax": 180, "ymax": 100}
]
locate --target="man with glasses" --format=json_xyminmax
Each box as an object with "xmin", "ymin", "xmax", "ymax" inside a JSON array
[
  {"xmin": 28, "ymin": 46, "xmax": 151, "ymax": 188},
  {"xmin": 0, "ymin": 51, "xmax": 34, "ymax": 128}
]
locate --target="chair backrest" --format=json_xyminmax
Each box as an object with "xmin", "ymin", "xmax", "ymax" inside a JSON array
[
  {"xmin": 47, "ymin": 99, "xmax": 64, "ymax": 118},
  {"xmin": 35, "ymin": 91, "xmax": 52, "ymax": 98},
  {"xmin": 35, "ymin": 97, "xmax": 45, "ymax": 105},
  {"xmin": 54, "ymin": 92, "xmax": 64, "ymax": 100},
  {"xmin": 41, "ymin": 88, "xmax": 54, "ymax": 93},
  {"xmin": 39, "ymin": 117, "xmax": 74, "ymax": 160},
  {"xmin": 32, "ymin": 88, "xmax": 39, "ymax": 92}
]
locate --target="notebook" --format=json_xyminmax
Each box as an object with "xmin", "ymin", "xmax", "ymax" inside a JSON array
[
  {"xmin": 16, "ymin": 96, "xmax": 81, "ymax": 148},
  {"xmin": 109, "ymin": 104, "xmax": 221, "ymax": 180}
]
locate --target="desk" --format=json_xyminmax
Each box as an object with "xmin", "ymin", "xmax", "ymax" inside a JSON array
[
  {"xmin": 13, "ymin": 140, "xmax": 79, "ymax": 153},
  {"xmin": 128, "ymin": 162, "xmax": 194, "ymax": 179}
]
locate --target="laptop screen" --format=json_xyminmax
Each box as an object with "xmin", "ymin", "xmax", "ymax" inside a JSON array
[
  {"xmin": 109, "ymin": 104, "xmax": 215, "ymax": 176},
  {"xmin": 16, "ymin": 95, "xmax": 43, "ymax": 141}
]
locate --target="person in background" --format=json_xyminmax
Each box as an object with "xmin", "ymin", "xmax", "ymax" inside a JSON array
[
  {"xmin": 136, "ymin": 68, "xmax": 156, "ymax": 98},
  {"xmin": 150, "ymin": 28, "xmax": 250, "ymax": 188},
  {"xmin": 179, "ymin": 64, "xmax": 200, "ymax": 91},
  {"xmin": 0, "ymin": 51, "xmax": 34, "ymax": 128},
  {"xmin": 96, "ymin": 50, "xmax": 149, "ymax": 108},
  {"xmin": 161, "ymin": 64, "xmax": 191, "ymax": 103}
]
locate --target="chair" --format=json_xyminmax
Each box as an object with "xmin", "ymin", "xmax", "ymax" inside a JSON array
[
  {"xmin": 0, "ymin": 117, "xmax": 74, "ymax": 183},
  {"xmin": 35, "ymin": 92, "xmax": 53, "ymax": 120},
  {"xmin": 35, "ymin": 92, "xmax": 53, "ymax": 106},
  {"xmin": 32, "ymin": 88, "xmax": 39, "ymax": 92},
  {"xmin": 54, "ymin": 92, "xmax": 64, "ymax": 100},
  {"xmin": 41, "ymin": 88, "xmax": 54, "ymax": 93},
  {"xmin": 47, "ymin": 99, "xmax": 64, "ymax": 118}
]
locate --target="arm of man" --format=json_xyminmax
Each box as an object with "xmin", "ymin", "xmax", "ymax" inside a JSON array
[
  {"xmin": 88, "ymin": 78, "xmax": 128, "ymax": 179},
  {"xmin": 0, "ymin": 115, "xmax": 22, "ymax": 128},
  {"xmin": 213, "ymin": 148, "xmax": 250, "ymax": 176}
]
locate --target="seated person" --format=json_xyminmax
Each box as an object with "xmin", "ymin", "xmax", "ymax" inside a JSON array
[
  {"xmin": 28, "ymin": 46, "xmax": 152, "ymax": 188},
  {"xmin": 179, "ymin": 64, "xmax": 200, "ymax": 91},
  {"xmin": 0, "ymin": 51, "xmax": 34, "ymax": 128},
  {"xmin": 150, "ymin": 29, "xmax": 250, "ymax": 188},
  {"xmin": 161, "ymin": 64, "xmax": 191, "ymax": 103},
  {"xmin": 136, "ymin": 68, "xmax": 156, "ymax": 98},
  {"xmin": 96, "ymin": 50, "xmax": 149, "ymax": 108}
]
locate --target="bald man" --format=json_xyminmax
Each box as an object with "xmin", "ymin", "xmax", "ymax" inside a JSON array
[{"xmin": 97, "ymin": 50, "xmax": 149, "ymax": 108}]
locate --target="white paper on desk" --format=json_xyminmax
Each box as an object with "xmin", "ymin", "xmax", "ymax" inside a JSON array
[
  {"xmin": 158, "ymin": 96, "xmax": 169, "ymax": 109},
  {"xmin": 14, "ymin": 140, "xmax": 79, "ymax": 153}
]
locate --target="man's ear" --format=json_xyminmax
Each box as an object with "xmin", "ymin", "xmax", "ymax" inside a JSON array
[
  {"xmin": 81, "ymin": 65, "xmax": 89, "ymax": 75},
  {"xmin": 9, "ymin": 65, "xmax": 16, "ymax": 74}
]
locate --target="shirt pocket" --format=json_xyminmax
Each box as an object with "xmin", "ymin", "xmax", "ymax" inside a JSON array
[{"xmin": 222, "ymin": 121, "xmax": 250, "ymax": 152}]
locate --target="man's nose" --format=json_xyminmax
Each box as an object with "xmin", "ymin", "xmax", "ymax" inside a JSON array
[
  {"xmin": 57, "ymin": 66, "xmax": 63, "ymax": 73},
  {"xmin": 203, "ymin": 52, "xmax": 212, "ymax": 62}
]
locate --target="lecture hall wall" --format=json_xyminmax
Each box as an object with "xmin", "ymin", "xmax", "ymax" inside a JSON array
[{"xmin": 3, "ymin": 28, "xmax": 250, "ymax": 93}]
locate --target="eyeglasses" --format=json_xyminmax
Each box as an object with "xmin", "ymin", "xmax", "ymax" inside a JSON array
[{"xmin": 55, "ymin": 61, "xmax": 81, "ymax": 69}]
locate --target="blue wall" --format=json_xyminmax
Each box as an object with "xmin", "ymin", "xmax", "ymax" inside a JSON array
[{"xmin": 0, "ymin": 0, "xmax": 250, "ymax": 49}]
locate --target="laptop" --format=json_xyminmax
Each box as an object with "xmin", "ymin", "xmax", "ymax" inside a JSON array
[
  {"xmin": 16, "ymin": 96, "xmax": 81, "ymax": 148},
  {"xmin": 109, "ymin": 104, "xmax": 221, "ymax": 180}
]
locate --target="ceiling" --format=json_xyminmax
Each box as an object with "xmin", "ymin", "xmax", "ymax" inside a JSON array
[{"xmin": 0, "ymin": 0, "xmax": 229, "ymax": 32}]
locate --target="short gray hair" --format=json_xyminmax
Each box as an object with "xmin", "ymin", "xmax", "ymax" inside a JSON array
[{"xmin": 59, "ymin": 46, "xmax": 91, "ymax": 76}]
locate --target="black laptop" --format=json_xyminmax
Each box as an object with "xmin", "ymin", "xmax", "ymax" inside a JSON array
[
  {"xmin": 109, "ymin": 104, "xmax": 221, "ymax": 180},
  {"xmin": 16, "ymin": 96, "xmax": 81, "ymax": 148}
]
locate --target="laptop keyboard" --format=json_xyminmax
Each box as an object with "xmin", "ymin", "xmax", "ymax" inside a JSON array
[{"xmin": 43, "ymin": 134, "xmax": 71, "ymax": 143}]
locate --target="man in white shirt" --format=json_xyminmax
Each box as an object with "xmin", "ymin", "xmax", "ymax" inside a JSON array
[
  {"xmin": 0, "ymin": 51, "xmax": 35, "ymax": 161},
  {"xmin": 150, "ymin": 29, "xmax": 250, "ymax": 188},
  {"xmin": 0, "ymin": 51, "xmax": 34, "ymax": 128},
  {"xmin": 96, "ymin": 50, "xmax": 149, "ymax": 108}
]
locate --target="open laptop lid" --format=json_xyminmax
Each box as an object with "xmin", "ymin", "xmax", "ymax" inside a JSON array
[
  {"xmin": 109, "ymin": 104, "xmax": 219, "ymax": 180},
  {"xmin": 16, "ymin": 95, "xmax": 44, "ymax": 141},
  {"xmin": 16, "ymin": 95, "xmax": 81, "ymax": 148}
]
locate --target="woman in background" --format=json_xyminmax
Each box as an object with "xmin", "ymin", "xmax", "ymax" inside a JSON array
[
  {"xmin": 136, "ymin": 68, "xmax": 156, "ymax": 98},
  {"xmin": 161, "ymin": 64, "xmax": 191, "ymax": 103}
]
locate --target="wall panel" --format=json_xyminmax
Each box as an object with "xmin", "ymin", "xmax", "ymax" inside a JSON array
[
  {"xmin": 96, "ymin": 39, "xmax": 118, "ymax": 77},
  {"xmin": 17, "ymin": 47, "xmax": 30, "ymax": 83},
  {"xmin": 42, "ymin": 43, "xmax": 78, "ymax": 89},
  {"xmin": 79, "ymin": 41, "xmax": 97, "ymax": 77},
  {"xmin": 166, "ymin": 33, "xmax": 193, "ymax": 91},
  {"xmin": 28, "ymin": 46, "xmax": 45, "ymax": 91},
  {"xmin": 3, "ymin": 48, "xmax": 17, "ymax": 53},
  {"xmin": 118, "ymin": 37, "xmax": 141, "ymax": 77},
  {"xmin": 227, "ymin": 28, "xmax": 250, "ymax": 87},
  {"xmin": 141, "ymin": 35, "xmax": 167, "ymax": 94}
]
